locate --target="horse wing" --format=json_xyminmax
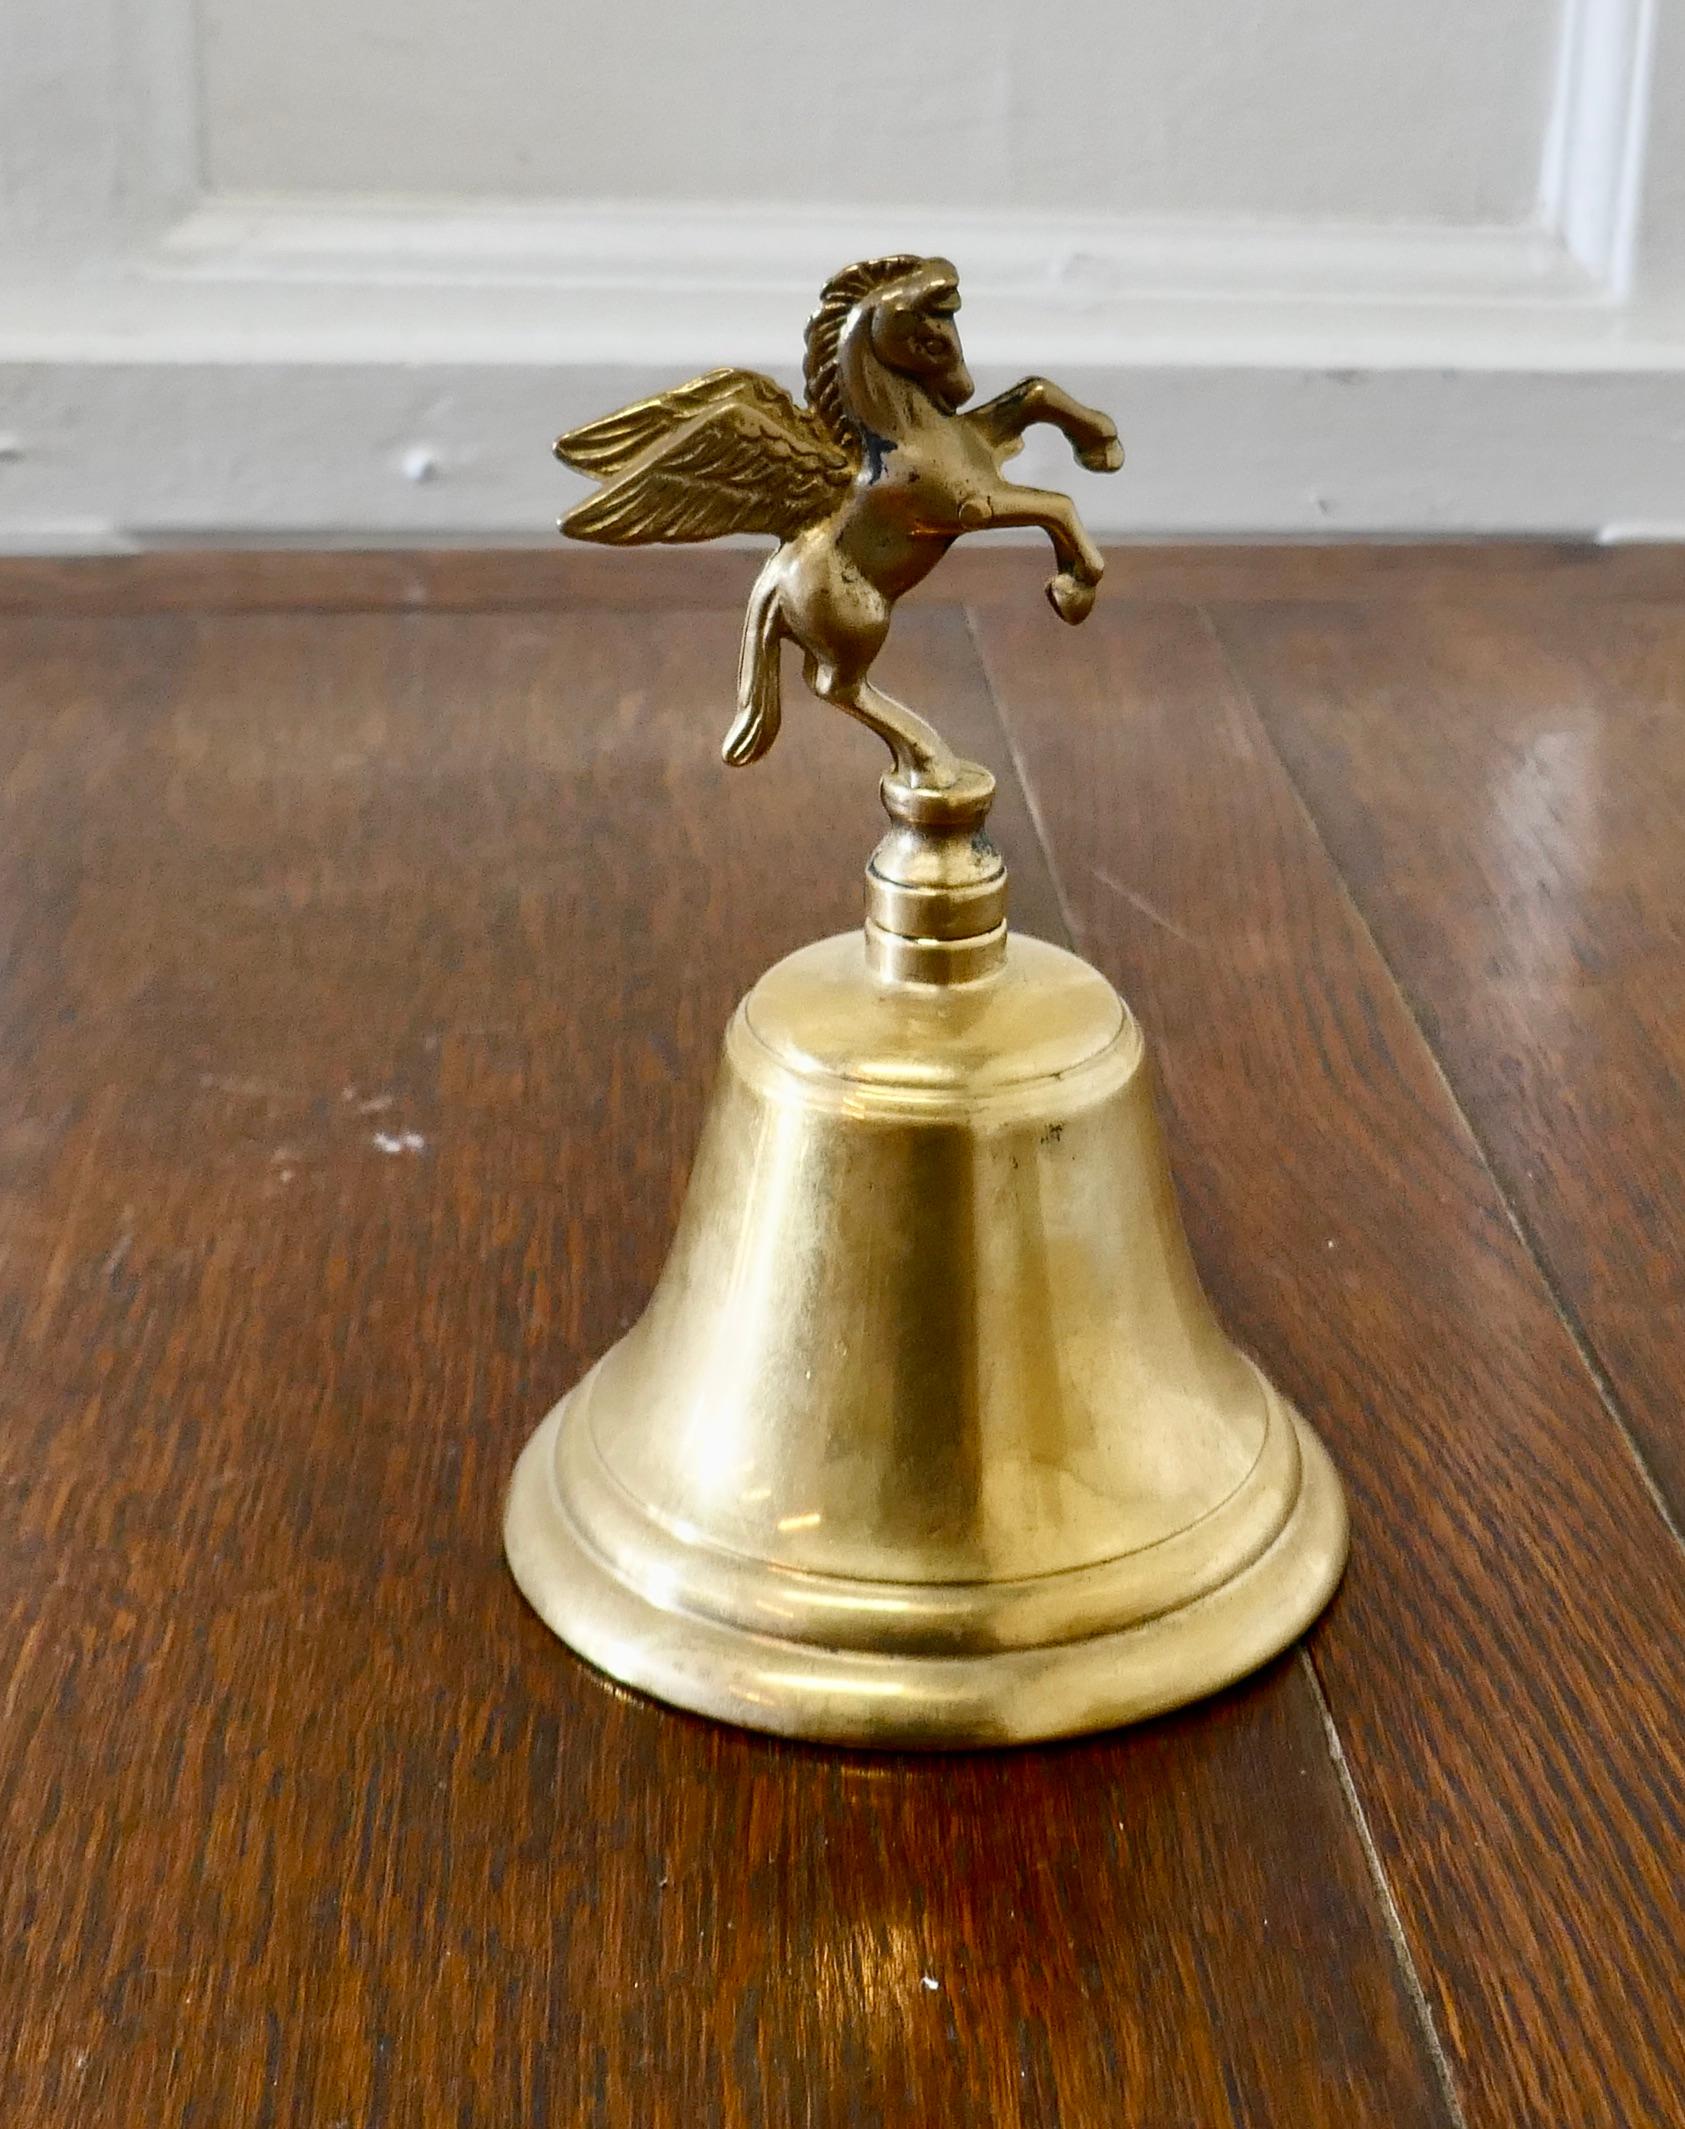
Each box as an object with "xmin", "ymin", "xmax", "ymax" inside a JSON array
[
  {"xmin": 556, "ymin": 369, "xmax": 818, "ymax": 474},
  {"xmin": 560, "ymin": 394, "xmax": 851, "ymax": 545}
]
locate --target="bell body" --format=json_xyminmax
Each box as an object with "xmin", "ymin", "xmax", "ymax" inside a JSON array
[{"xmin": 505, "ymin": 928, "xmax": 1347, "ymax": 1747}]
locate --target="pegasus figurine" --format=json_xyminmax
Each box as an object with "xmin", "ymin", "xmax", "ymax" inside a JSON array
[{"xmin": 555, "ymin": 254, "xmax": 1122, "ymax": 788}]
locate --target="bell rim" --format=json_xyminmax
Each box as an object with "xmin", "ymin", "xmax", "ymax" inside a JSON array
[
  {"xmin": 503, "ymin": 1398, "xmax": 1349, "ymax": 1750},
  {"xmin": 546, "ymin": 1354, "xmax": 1310, "ymax": 1657}
]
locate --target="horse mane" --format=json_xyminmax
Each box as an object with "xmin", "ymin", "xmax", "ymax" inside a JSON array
[{"xmin": 803, "ymin": 254, "xmax": 926, "ymax": 454}]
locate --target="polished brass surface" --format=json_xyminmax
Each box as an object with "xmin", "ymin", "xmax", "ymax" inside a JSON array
[
  {"xmin": 506, "ymin": 932, "xmax": 1347, "ymax": 1745},
  {"xmin": 509, "ymin": 259, "xmax": 1348, "ymax": 1745}
]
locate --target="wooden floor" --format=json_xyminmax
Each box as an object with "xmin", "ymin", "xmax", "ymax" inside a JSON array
[{"xmin": 1, "ymin": 544, "xmax": 1682, "ymax": 2127}]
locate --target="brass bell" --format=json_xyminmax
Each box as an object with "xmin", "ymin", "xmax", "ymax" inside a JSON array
[{"xmin": 505, "ymin": 256, "xmax": 1347, "ymax": 1746}]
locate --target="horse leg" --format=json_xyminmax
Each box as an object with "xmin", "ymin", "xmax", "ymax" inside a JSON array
[
  {"xmin": 965, "ymin": 378, "xmax": 1123, "ymax": 472},
  {"xmin": 806, "ymin": 655, "xmax": 958, "ymax": 785},
  {"xmin": 724, "ymin": 555, "xmax": 788, "ymax": 766},
  {"xmin": 980, "ymin": 488, "xmax": 1106, "ymax": 624}
]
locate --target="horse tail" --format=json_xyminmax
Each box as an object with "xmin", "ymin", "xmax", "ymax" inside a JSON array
[{"xmin": 724, "ymin": 557, "xmax": 785, "ymax": 767}]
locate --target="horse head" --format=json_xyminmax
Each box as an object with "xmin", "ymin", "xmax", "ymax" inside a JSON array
[
  {"xmin": 860, "ymin": 257, "xmax": 973, "ymax": 414},
  {"xmin": 807, "ymin": 255, "xmax": 974, "ymax": 448}
]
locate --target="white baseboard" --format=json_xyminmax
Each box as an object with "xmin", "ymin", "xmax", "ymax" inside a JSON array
[
  {"xmin": 3, "ymin": 198, "xmax": 1683, "ymax": 544},
  {"xmin": 6, "ymin": 354, "xmax": 1684, "ymax": 549}
]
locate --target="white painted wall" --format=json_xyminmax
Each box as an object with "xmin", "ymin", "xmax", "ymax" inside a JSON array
[
  {"xmin": 1, "ymin": 0, "xmax": 1681, "ymax": 545},
  {"xmin": 197, "ymin": 0, "xmax": 1557, "ymax": 223}
]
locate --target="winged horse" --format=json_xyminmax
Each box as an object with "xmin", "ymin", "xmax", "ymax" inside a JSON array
[{"xmin": 555, "ymin": 254, "xmax": 1122, "ymax": 787}]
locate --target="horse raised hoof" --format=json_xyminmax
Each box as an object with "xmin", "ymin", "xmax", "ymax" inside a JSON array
[
  {"xmin": 1047, "ymin": 572, "xmax": 1098, "ymax": 625},
  {"xmin": 1078, "ymin": 436, "xmax": 1124, "ymax": 473}
]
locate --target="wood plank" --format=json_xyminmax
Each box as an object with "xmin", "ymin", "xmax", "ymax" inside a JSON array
[
  {"xmin": 0, "ymin": 603, "xmax": 1448, "ymax": 2123},
  {"xmin": 3, "ymin": 539, "xmax": 1684, "ymax": 617},
  {"xmin": 1211, "ymin": 595, "xmax": 1685, "ymax": 1524},
  {"xmin": 974, "ymin": 599, "xmax": 1685, "ymax": 2129}
]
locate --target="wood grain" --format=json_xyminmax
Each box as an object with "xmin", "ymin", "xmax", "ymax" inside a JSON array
[
  {"xmin": 2, "ymin": 538, "xmax": 1683, "ymax": 618},
  {"xmin": 1211, "ymin": 595, "xmax": 1685, "ymax": 1525},
  {"xmin": 975, "ymin": 599, "xmax": 1685, "ymax": 2129},
  {"xmin": 0, "ymin": 597, "xmax": 1448, "ymax": 2124}
]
